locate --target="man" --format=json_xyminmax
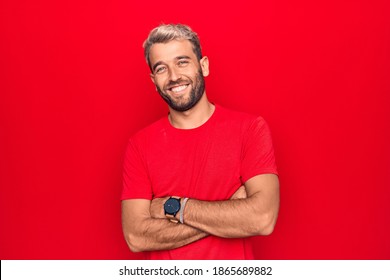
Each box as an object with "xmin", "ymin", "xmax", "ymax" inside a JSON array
[{"xmin": 121, "ymin": 24, "xmax": 279, "ymax": 259}]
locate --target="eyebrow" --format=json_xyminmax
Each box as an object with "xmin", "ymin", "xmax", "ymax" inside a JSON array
[
  {"xmin": 152, "ymin": 56, "xmax": 192, "ymax": 72},
  {"xmin": 176, "ymin": 55, "xmax": 191, "ymax": 61},
  {"xmin": 152, "ymin": 61, "xmax": 164, "ymax": 72}
]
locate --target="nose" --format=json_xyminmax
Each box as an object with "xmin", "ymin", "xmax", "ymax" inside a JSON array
[{"xmin": 168, "ymin": 67, "xmax": 181, "ymax": 81}]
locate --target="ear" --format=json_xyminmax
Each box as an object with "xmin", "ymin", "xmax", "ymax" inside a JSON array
[
  {"xmin": 150, "ymin": 72, "xmax": 156, "ymax": 84},
  {"xmin": 200, "ymin": 56, "xmax": 210, "ymax": 77}
]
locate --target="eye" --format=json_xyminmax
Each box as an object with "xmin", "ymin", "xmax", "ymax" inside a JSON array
[
  {"xmin": 178, "ymin": 60, "xmax": 189, "ymax": 67},
  {"xmin": 155, "ymin": 66, "xmax": 167, "ymax": 74}
]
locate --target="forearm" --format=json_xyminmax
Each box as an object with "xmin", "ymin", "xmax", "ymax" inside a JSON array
[
  {"xmin": 122, "ymin": 200, "xmax": 208, "ymax": 252},
  {"xmin": 133, "ymin": 219, "xmax": 207, "ymax": 252},
  {"xmin": 183, "ymin": 193, "xmax": 275, "ymax": 238},
  {"xmin": 178, "ymin": 175, "xmax": 280, "ymax": 238}
]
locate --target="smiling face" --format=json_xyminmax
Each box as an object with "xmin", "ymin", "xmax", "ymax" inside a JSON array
[{"xmin": 149, "ymin": 39, "xmax": 209, "ymax": 112}]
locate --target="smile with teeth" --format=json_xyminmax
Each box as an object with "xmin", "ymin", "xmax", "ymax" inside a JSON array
[{"xmin": 169, "ymin": 84, "xmax": 189, "ymax": 93}]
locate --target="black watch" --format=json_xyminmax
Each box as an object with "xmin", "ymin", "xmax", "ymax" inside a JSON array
[{"xmin": 164, "ymin": 196, "xmax": 181, "ymax": 221}]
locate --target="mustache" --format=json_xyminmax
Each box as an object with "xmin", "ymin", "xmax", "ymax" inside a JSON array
[{"xmin": 165, "ymin": 78, "xmax": 191, "ymax": 89}]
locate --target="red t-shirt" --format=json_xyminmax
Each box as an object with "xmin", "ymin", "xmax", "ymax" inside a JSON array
[{"xmin": 122, "ymin": 104, "xmax": 277, "ymax": 259}]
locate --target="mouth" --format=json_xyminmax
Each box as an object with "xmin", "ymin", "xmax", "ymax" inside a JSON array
[{"xmin": 167, "ymin": 84, "xmax": 190, "ymax": 94}]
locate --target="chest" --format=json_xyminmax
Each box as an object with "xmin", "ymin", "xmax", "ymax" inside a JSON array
[{"xmin": 145, "ymin": 128, "xmax": 243, "ymax": 200}]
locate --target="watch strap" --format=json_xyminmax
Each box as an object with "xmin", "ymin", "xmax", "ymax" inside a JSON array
[{"xmin": 179, "ymin": 198, "xmax": 189, "ymax": 224}]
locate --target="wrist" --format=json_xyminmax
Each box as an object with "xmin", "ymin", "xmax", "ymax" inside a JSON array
[
  {"xmin": 162, "ymin": 196, "xmax": 190, "ymax": 223},
  {"xmin": 163, "ymin": 196, "xmax": 181, "ymax": 222}
]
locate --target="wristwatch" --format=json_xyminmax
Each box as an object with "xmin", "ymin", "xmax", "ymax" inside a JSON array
[{"xmin": 164, "ymin": 196, "xmax": 181, "ymax": 222}]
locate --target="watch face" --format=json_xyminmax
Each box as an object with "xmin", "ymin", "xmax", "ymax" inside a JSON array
[{"xmin": 164, "ymin": 198, "xmax": 180, "ymax": 215}]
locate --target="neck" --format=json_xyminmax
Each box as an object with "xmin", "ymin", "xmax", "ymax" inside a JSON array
[{"xmin": 168, "ymin": 93, "xmax": 215, "ymax": 129}]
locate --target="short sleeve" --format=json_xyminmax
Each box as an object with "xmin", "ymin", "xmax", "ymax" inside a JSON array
[
  {"xmin": 240, "ymin": 116, "xmax": 278, "ymax": 183},
  {"xmin": 121, "ymin": 138, "xmax": 153, "ymax": 200}
]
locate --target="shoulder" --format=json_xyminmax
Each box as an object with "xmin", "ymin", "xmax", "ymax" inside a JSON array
[
  {"xmin": 215, "ymin": 104, "xmax": 267, "ymax": 130},
  {"xmin": 129, "ymin": 115, "xmax": 168, "ymax": 146}
]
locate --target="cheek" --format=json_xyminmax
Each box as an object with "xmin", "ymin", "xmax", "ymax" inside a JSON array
[
  {"xmin": 182, "ymin": 68, "xmax": 199, "ymax": 81},
  {"xmin": 154, "ymin": 77, "xmax": 167, "ymax": 88}
]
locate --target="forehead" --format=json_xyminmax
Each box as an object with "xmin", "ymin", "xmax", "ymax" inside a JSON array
[{"xmin": 149, "ymin": 39, "xmax": 197, "ymax": 65}]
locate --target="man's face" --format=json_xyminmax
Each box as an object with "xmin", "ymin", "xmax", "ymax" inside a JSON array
[{"xmin": 149, "ymin": 40, "xmax": 209, "ymax": 112}]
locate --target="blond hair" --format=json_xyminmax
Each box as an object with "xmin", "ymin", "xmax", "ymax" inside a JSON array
[{"xmin": 143, "ymin": 24, "xmax": 202, "ymax": 68}]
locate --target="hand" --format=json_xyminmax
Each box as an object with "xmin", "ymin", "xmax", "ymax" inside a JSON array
[
  {"xmin": 230, "ymin": 185, "xmax": 247, "ymax": 200},
  {"xmin": 150, "ymin": 197, "xmax": 168, "ymax": 219}
]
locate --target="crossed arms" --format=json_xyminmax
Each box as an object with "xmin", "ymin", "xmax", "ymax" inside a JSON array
[{"xmin": 121, "ymin": 173, "xmax": 279, "ymax": 253}]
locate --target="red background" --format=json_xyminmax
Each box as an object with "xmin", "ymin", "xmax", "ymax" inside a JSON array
[{"xmin": 1, "ymin": 0, "xmax": 389, "ymax": 259}]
